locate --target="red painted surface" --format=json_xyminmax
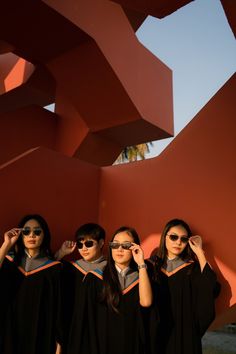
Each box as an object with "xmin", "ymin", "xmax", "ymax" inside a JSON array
[
  {"xmin": 0, "ymin": 0, "xmax": 235, "ymax": 328},
  {"xmin": 99, "ymin": 74, "xmax": 236, "ymax": 327},
  {"xmin": 0, "ymin": 105, "xmax": 57, "ymax": 165},
  {"xmin": 0, "ymin": 148, "xmax": 100, "ymax": 252}
]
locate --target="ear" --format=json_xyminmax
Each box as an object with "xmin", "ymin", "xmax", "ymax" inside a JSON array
[{"xmin": 98, "ymin": 239, "xmax": 104, "ymax": 249}]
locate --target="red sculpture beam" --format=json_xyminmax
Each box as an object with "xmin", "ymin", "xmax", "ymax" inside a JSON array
[
  {"xmin": 42, "ymin": 0, "xmax": 174, "ymax": 165},
  {"xmin": 111, "ymin": 0, "xmax": 193, "ymax": 18},
  {"xmin": 0, "ymin": 0, "xmax": 235, "ymax": 329},
  {"xmin": 99, "ymin": 74, "xmax": 236, "ymax": 327}
]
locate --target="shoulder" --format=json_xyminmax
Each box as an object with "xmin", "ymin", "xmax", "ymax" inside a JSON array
[
  {"xmin": 146, "ymin": 255, "xmax": 162, "ymax": 269},
  {"xmin": 85, "ymin": 268, "xmax": 103, "ymax": 281},
  {"xmin": 83, "ymin": 270, "xmax": 103, "ymax": 293},
  {"xmin": 41, "ymin": 259, "xmax": 62, "ymax": 274},
  {"xmin": 1, "ymin": 254, "xmax": 17, "ymax": 272}
]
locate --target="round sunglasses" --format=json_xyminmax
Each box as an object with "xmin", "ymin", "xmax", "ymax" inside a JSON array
[
  {"xmin": 22, "ymin": 227, "xmax": 43, "ymax": 237},
  {"xmin": 109, "ymin": 241, "xmax": 132, "ymax": 250},
  {"xmin": 77, "ymin": 240, "xmax": 96, "ymax": 249},
  {"xmin": 166, "ymin": 234, "xmax": 189, "ymax": 244}
]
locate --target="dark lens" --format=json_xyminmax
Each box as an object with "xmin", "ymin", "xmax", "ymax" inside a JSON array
[
  {"xmin": 180, "ymin": 237, "xmax": 189, "ymax": 244},
  {"xmin": 34, "ymin": 229, "xmax": 42, "ymax": 236},
  {"xmin": 22, "ymin": 228, "xmax": 30, "ymax": 236},
  {"xmin": 109, "ymin": 242, "xmax": 120, "ymax": 249},
  {"xmin": 121, "ymin": 242, "xmax": 132, "ymax": 250},
  {"xmin": 169, "ymin": 234, "xmax": 179, "ymax": 242},
  {"xmin": 84, "ymin": 240, "xmax": 94, "ymax": 248},
  {"xmin": 77, "ymin": 241, "xmax": 83, "ymax": 249}
]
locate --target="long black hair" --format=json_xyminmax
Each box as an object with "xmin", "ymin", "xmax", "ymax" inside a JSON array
[
  {"xmin": 101, "ymin": 226, "xmax": 140, "ymax": 312},
  {"xmin": 153, "ymin": 219, "xmax": 196, "ymax": 279},
  {"xmin": 14, "ymin": 214, "xmax": 53, "ymax": 265},
  {"xmin": 158, "ymin": 219, "xmax": 194, "ymax": 261}
]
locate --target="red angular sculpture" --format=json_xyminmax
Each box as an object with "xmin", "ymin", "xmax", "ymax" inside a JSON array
[{"xmin": 0, "ymin": 0, "xmax": 235, "ymax": 328}]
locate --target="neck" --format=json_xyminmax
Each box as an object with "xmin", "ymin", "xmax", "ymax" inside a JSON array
[
  {"xmin": 26, "ymin": 248, "xmax": 40, "ymax": 258},
  {"xmin": 115, "ymin": 262, "xmax": 130, "ymax": 270},
  {"xmin": 167, "ymin": 254, "xmax": 178, "ymax": 260},
  {"xmin": 85, "ymin": 254, "xmax": 103, "ymax": 263}
]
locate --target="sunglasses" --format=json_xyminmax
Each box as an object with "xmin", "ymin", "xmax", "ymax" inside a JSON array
[
  {"xmin": 109, "ymin": 242, "xmax": 132, "ymax": 250},
  {"xmin": 22, "ymin": 227, "xmax": 42, "ymax": 236},
  {"xmin": 77, "ymin": 240, "xmax": 96, "ymax": 249},
  {"xmin": 167, "ymin": 234, "xmax": 189, "ymax": 244}
]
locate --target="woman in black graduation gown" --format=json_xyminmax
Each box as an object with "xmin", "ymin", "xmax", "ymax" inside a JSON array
[
  {"xmin": 149, "ymin": 219, "xmax": 220, "ymax": 354},
  {"xmin": 80, "ymin": 226, "xmax": 152, "ymax": 354},
  {"xmin": 0, "ymin": 214, "xmax": 62, "ymax": 354}
]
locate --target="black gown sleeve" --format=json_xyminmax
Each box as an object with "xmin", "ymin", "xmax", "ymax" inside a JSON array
[
  {"xmin": 60, "ymin": 260, "xmax": 77, "ymax": 350},
  {"xmin": 0, "ymin": 258, "xmax": 21, "ymax": 351},
  {"xmin": 81, "ymin": 272, "xmax": 101, "ymax": 354},
  {"xmin": 191, "ymin": 262, "xmax": 221, "ymax": 336}
]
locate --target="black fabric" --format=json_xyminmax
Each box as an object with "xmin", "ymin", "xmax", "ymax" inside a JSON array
[
  {"xmin": 148, "ymin": 258, "xmax": 220, "ymax": 354},
  {"xmin": 60, "ymin": 260, "xmax": 85, "ymax": 353},
  {"xmin": 62, "ymin": 259, "xmax": 106, "ymax": 353},
  {"xmin": 75, "ymin": 270, "xmax": 149, "ymax": 354},
  {"xmin": 0, "ymin": 257, "xmax": 62, "ymax": 354}
]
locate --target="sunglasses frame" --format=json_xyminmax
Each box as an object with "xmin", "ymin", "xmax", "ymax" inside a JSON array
[
  {"xmin": 109, "ymin": 241, "xmax": 133, "ymax": 250},
  {"xmin": 166, "ymin": 233, "xmax": 189, "ymax": 244},
  {"xmin": 22, "ymin": 227, "xmax": 43, "ymax": 237},
  {"xmin": 77, "ymin": 240, "xmax": 96, "ymax": 249}
]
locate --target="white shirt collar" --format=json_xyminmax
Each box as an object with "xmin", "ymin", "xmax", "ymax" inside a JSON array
[{"xmin": 115, "ymin": 264, "xmax": 130, "ymax": 277}]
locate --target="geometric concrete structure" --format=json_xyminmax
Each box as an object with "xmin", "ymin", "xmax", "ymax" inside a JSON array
[
  {"xmin": 0, "ymin": 0, "xmax": 235, "ymax": 328},
  {"xmin": 99, "ymin": 74, "xmax": 236, "ymax": 328}
]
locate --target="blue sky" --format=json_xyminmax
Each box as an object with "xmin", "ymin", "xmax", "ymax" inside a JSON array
[
  {"xmin": 136, "ymin": 0, "xmax": 236, "ymax": 157},
  {"xmin": 45, "ymin": 0, "xmax": 235, "ymax": 160}
]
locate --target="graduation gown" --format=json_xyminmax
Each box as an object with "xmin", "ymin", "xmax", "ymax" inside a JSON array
[
  {"xmin": 78, "ymin": 268, "xmax": 148, "ymax": 354},
  {"xmin": 62, "ymin": 257, "xmax": 107, "ymax": 354},
  {"xmin": 1, "ymin": 255, "xmax": 62, "ymax": 354},
  {"xmin": 148, "ymin": 257, "xmax": 220, "ymax": 354}
]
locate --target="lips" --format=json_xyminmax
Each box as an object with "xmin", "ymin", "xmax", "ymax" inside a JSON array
[{"xmin": 82, "ymin": 253, "xmax": 89, "ymax": 257}]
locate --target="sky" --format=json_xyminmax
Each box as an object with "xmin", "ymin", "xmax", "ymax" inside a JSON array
[
  {"xmin": 136, "ymin": 0, "xmax": 236, "ymax": 158},
  {"xmin": 45, "ymin": 0, "xmax": 235, "ymax": 160}
]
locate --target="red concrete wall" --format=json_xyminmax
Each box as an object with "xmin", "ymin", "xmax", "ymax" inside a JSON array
[
  {"xmin": 0, "ymin": 147, "xmax": 100, "ymax": 252},
  {"xmin": 0, "ymin": 105, "xmax": 57, "ymax": 165},
  {"xmin": 99, "ymin": 74, "xmax": 236, "ymax": 327},
  {"xmin": 0, "ymin": 0, "xmax": 235, "ymax": 329}
]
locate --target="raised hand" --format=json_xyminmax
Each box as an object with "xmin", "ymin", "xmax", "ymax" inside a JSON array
[
  {"xmin": 130, "ymin": 243, "xmax": 145, "ymax": 266},
  {"xmin": 3, "ymin": 228, "xmax": 22, "ymax": 249},
  {"xmin": 54, "ymin": 240, "xmax": 76, "ymax": 260},
  {"xmin": 189, "ymin": 235, "xmax": 207, "ymax": 272},
  {"xmin": 0, "ymin": 228, "xmax": 22, "ymax": 267},
  {"xmin": 188, "ymin": 235, "xmax": 203, "ymax": 255}
]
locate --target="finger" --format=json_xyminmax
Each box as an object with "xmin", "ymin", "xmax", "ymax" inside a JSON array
[
  {"xmin": 130, "ymin": 247, "xmax": 140, "ymax": 254},
  {"xmin": 130, "ymin": 243, "xmax": 140, "ymax": 250},
  {"xmin": 190, "ymin": 236, "xmax": 202, "ymax": 247},
  {"xmin": 69, "ymin": 241, "xmax": 75, "ymax": 248},
  {"xmin": 8, "ymin": 229, "xmax": 20, "ymax": 237}
]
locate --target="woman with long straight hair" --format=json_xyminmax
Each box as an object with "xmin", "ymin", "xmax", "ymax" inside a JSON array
[
  {"xmin": 80, "ymin": 226, "xmax": 152, "ymax": 354},
  {"xmin": 0, "ymin": 214, "xmax": 62, "ymax": 354},
  {"xmin": 149, "ymin": 218, "xmax": 220, "ymax": 354}
]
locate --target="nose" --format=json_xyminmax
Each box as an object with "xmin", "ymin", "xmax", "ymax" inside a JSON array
[{"xmin": 29, "ymin": 231, "xmax": 36, "ymax": 238}]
